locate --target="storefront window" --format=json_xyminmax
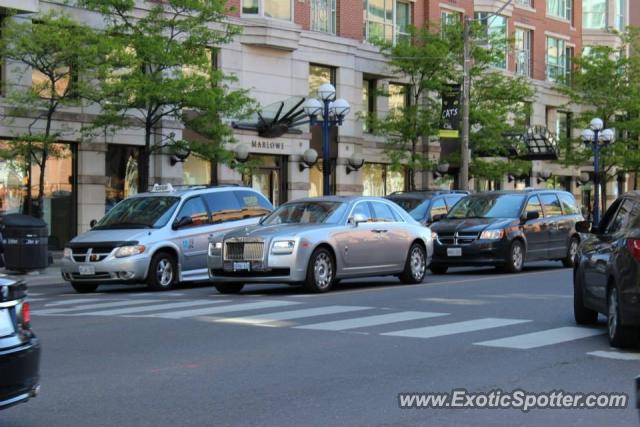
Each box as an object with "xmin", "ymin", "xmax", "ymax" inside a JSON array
[
  {"xmin": 182, "ymin": 155, "xmax": 211, "ymax": 186},
  {"xmin": 362, "ymin": 163, "xmax": 406, "ymax": 196},
  {"xmin": 388, "ymin": 83, "xmax": 409, "ymax": 112},
  {"xmin": 0, "ymin": 141, "xmax": 75, "ymax": 249},
  {"xmin": 105, "ymin": 145, "xmax": 141, "ymax": 213},
  {"xmin": 242, "ymin": 155, "xmax": 286, "ymax": 206}
]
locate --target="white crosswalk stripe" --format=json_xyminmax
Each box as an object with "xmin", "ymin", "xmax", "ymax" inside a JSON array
[
  {"xmin": 586, "ymin": 350, "xmax": 640, "ymax": 361},
  {"xmin": 296, "ymin": 311, "xmax": 448, "ymax": 331},
  {"xmin": 216, "ymin": 305, "xmax": 372, "ymax": 326},
  {"xmin": 44, "ymin": 298, "xmax": 106, "ymax": 307},
  {"xmin": 381, "ymin": 318, "xmax": 530, "ymax": 339},
  {"xmin": 70, "ymin": 300, "xmax": 230, "ymax": 316},
  {"xmin": 35, "ymin": 300, "xmax": 162, "ymax": 316},
  {"xmin": 474, "ymin": 327, "xmax": 605, "ymax": 349},
  {"xmin": 141, "ymin": 300, "xmax": 301, "ymax": 319}
]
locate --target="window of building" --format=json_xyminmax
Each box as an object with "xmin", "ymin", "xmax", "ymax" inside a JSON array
[
  {"xmin": 32, "ymin": 66, "xmax": 73, "ymax": 98},
  {"xmin": 364, "ymin": 0, "xmax": 411, "ymax": 44},
  {"xmin": 242, "ymin": 0, "xmax": 292, "ymax": 21},
  {"xmin": 311, "ymin": 0, "xmax": 336, "ymax": 34},
  {"xmin": 515, "ymin": 0, "xmax": 533, "ymax": 7},
  {"xmin": 362, "ymin": 77, "xmax": 376, "ymax": 132},
  {"xmin": 615, "ymin": 0, "xmax": 626, "ymax": 31},
  {"xmin": 582, "ymin": 0, "xmax": 607, "ymax": 29},
  {"xmin": 362, "ymin": 163, "xmax": 406, "ymax": 196},
  {"xmin": 182, "ymin": 155, "xmax": 211, "ymax": 185},
  {"xmin": 309, "ymin": 64, "xmax": 335, "ymax": 97},
  {"xmin": 547, "ymin": 0, "xmax": 572, "ymax": 21},
  {"xmin": 105, "ymin": 145, "xmax": 141, "ymax": 212},
  {"xmin": 515, "ymin": 28, "xmax": 532, "ymax": 77},
  {"xmin": 546, "ymin": 36, "xmax": 567, "ymax": 82},
  {"xmin": 556, "ymin": 111, "xmax": 572, "ymax": 140},
  {"xmin": 242, "ymin": 155, "xmax": 286, "ymax": 206},
  {"xmin": 388, "ymin": 83, "xmax": 409, "ymax": 112},
  {"xmin": 475, "ymin": 13, "xmax": 508, "ymax": 69},
  {"xmin": 441, "ymin": 10, "xmax": 461, "ymax": 34}
]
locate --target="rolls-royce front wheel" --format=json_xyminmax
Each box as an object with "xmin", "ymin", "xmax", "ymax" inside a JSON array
[{"xmin": 304, "ymin": 248, "xmax": 335, "ymax": 293}]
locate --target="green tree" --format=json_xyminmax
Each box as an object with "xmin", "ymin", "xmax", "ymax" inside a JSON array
[
  {"xmin": 80, "ymin": 0, "xmax": 250, "ymax": 190},
  {"xmin": 372, "ymin": 21, "xmax": 533, "ymax": 190},
  {"xmin": 0, "ymin": 11, "xmax": 104, "ymax": 216}
]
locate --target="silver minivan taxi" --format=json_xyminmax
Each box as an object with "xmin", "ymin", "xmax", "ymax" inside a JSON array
[{"xmin": 61, "ymin": 185, "xmax": 273, "ymax": 293}]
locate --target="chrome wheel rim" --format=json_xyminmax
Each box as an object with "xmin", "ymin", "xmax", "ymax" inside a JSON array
[
  {"xmin": 157, "ymin": 259, "xmax": 173, "ymax": 287},
  {"xmin": 608, "ymin": 289, "xmax": 618, "ymax": 339},
  {"xmin": 313, "ymin": 253, "xmax": 332, "ymax": 290},
  {"xmin": 410, "ymin": 247, "xmax": 426, "ymax": 280},
  {"xmin": 512, "ymin": 244, "xmax": 523, "ymax": 270}
]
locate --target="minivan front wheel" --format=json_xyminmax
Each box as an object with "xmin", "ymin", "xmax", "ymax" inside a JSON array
[
  {"xmin": 504, "ymin": 240, "xmax": 525, "ymax": 273},
  {"xmin": 147, "ymin": 251, "xmax": 177, "ymax": 291}
]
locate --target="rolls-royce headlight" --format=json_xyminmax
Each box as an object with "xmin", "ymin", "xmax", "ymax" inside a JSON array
[
  {"xmin": 209, "ymin": 242, "xmax": 223, "ymax": 256},
  {"xmin": 271, "ymin": 240, "xmax": 295, "ymax": 254}
]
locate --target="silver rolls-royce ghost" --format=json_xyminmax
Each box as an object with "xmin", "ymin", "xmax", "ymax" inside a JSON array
[{"xmin": 207, "ymin": 196, "xmax": 434, "ymax": 293}]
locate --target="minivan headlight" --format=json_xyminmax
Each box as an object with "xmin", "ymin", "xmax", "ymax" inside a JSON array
[
  {"xmin": 115, "ymin": 245, "xmax": 145, "ymax": 258},
  {"xmin": 271, "ymin": 240, "xmax": 295, "ymax": 254},
  {"xmin": 63, "ymin": 247, "xmax": 72, "ymax": 258},
  {"xmin": 209, "ymin": 241, "xmax": 223, "ymax": 256},
  {"xmin": 480, "ymin": 229, "xmax": 504, "ymax": 240}
]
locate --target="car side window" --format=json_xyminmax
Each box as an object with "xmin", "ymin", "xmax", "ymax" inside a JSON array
[
  {"xmin": 351, "ymin": 202, "xmax": 373, "ymax": 222},
  {"xmin": 605, "ymin": 199, "xmax": 635, "ymax": 234},
  {"xmin": 203, "ymin": 191, "xmax": 241, "ymax": 223},
  {"xmin": 176, "ymin": 197, "xmax": 209, "ymax": 227},
  {"xmin": 557, "ymin": 193, "xmax": 580, "ymax": 215},
  {"xmin": 370, "ymin": 202, "xmax": 396, "ymax": 222},
  {"xmin": 445, "ymin": 195, "xmax": 464, "ymax": 209},
  {"xmin": 524, "ymin": 195, "xmax": 544, "ymax": 217},
  {"xmin": 430, "ymin": 198, "xmax": 448, "ymax": 219},
  {"xmin": 540, "ymin": 194, "xmax": 562, "ymax": 217}
]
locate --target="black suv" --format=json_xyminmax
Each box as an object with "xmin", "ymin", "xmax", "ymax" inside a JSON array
[
  {"xmin": 385, "ymin": 190, "xmax": 469, "ymax": 225},
  {"xmin": 0, "ymin": 278, "xmax": 40, "ymax": 409},
  {"xmin": 573, "ymin": 192, "xmax": 640, "ymax": 348},
  {"xmin": 429, "ymin": 190, "xmax": 583, "ymax": 274}
]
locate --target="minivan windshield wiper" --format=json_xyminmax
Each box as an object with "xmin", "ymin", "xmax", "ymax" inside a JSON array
[{"xmin": 93, "ymin": 222, "xmax": 152, "ymax": 230}]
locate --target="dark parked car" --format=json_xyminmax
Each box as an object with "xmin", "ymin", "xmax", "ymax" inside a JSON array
[
  {"xmin": 386, "ymin": 190, "xmax": 469, "ymax": 225},
  {"xmin": 573, "ymin": 192, "xmax": 640, "ymax": 348},
  {"xmin": 429, "ymin": 190, "xmax": 583, "ymax": 274},
  {"xmin": 0, "ymin": 278, "xmax": 40, "ymax": 410}
]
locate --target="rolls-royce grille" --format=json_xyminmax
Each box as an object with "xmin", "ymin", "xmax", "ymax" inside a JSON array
[
  {"xmin": 224, "ymin": 240, "xmax": 264, "ymax": 261},
  {"xmin": 438, "ymin": 232, "xmax": 479, "ymax": 245}
]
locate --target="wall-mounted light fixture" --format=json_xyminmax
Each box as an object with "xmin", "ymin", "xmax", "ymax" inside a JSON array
[
  {"xmin": 346, "ymin": 156, "xmax": 365, "ymax": 175},
  {"xmin": 298, "ymin": 148, "xmax": 319, "ymax": 172}
]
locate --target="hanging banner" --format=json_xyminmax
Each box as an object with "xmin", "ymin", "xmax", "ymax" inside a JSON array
[{"xmin": 439, "ymin": 84, "xmax": 461, "ymax": 138}]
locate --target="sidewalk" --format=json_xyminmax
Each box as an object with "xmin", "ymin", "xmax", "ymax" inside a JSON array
[{"xmin": 0, "ymin": 258, "xmax": 64, "ymax": 286}]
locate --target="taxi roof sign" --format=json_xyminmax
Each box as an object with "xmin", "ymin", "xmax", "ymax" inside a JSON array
[{"xmin": 151, "ymin": 183, "xmax": 175, "ymax": 193}]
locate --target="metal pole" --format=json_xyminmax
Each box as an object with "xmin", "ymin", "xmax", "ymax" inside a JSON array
[
  {"xmin": 593, "ymin": 131, "xmax": 600, "ymax": 225},
  {"xmin": 459, "ymin": 16, "xmax": 471, "ymax": 191},
  {"xmin": 322, "ymin": 99, "xmax": 331, "ymax": 196}
]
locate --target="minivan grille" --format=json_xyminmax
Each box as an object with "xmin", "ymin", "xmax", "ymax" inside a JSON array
[
  {"xmin": 68, "ymin": 242, "xmax": 121, "ymax": 263},
  {"xmin": 438, "ymin": 232, "xmax": 479, "ymax": 245},
  {"xmin": 224, "ymin": 239, "xmax": 264, "ymax": 261}
]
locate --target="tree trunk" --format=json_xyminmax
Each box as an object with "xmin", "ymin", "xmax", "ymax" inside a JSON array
[
  {"xmin": 23, "ymin": 151, "xmax": 32, "ymax": 216},
  {"xmin": 37, "ymin": 150, "xmax": 48, "ymax": 219}
]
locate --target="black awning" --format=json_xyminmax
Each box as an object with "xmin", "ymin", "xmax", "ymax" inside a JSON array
[
  {"xmin": 502, "ymin": 126, "xmax": 559, "ymax": 160},
  {"xmin": 233, "ymin": 96, "xmax": 308, "ymax": 138}
]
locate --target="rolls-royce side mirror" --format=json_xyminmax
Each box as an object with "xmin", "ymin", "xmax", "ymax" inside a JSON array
[
  {"xmin": 348, "ymin": 213, "xmax": 368, "ymax": 226},
  {"xmin": 575, "ymin": 220, "xmax": 592, "ymax": 234}
]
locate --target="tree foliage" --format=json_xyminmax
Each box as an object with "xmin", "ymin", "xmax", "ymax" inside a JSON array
[
  {"xmin": 80, "ymin": 0, "xmax": 253, "ymax": 189},
  {"xmin": 0, "ymin": 10, "xmax": 104, "ymax": 216}
]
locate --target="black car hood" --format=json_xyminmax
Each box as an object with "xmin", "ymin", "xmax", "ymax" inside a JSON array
[{"xmin": 431, "ymin": 217, "xmax": 516, "ymax": 233}]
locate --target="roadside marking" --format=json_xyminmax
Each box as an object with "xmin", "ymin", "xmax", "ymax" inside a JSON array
[
  {"xmin": 381, "ymin": 318, "xmax": 530, "ymax": 339},
  {"xmin": 35, "ymin": 300, "xmax": 162, "ymax": 316},
  {"xmin": 28, "ymin": 293, "xmax": 44, "ymax": 296},
  {"xmin": 142, "ymin": 300, "xmax": 301, "ymax": 319},
  {"xmin": 474, "ymin": 327, "xmax": 605, "ymax": 349},
  {"xmin": 216, "ymin": 306, "xmax": 371, "ymax": 326},
  {"xmin": 44, "ymin": 298, "xmax": 105, "ymax": 307},
  {"xmin": 586, "ymin": 350, "xmax": 640, "ymax": 361},
  {"xmin": 73, "ymin": 300, "xmax": 229, "ymax": 316},
  {"xmin": 297, "ymin": 311, "xmax": 448, "ymax": 331},
  {"xmin": 420, "ymin": 298, "xmax": 488, "ymax": 305},
  {"xmin": 26, "ymin": 298, "xmax": 45, "ymax": 302}
]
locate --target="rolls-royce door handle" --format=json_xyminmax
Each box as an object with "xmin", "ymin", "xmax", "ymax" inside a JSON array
[{"xmin": 371, "ymin": 229, "xmax": 388, "ymax": 233}]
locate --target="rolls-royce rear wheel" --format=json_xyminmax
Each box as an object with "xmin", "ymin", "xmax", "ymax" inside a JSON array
[{"xmin": 400, "ymin": 243, "xmax": 427, "ymax": 284}]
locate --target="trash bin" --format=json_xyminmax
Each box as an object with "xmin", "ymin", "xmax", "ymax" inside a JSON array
[{"xmin": 1, "ymin": 214, "xmax": 48, "ymax": 271}]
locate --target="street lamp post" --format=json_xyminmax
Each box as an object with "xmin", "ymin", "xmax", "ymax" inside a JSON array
[
  {"xmin": 303, "ymin": 84, "xmax": 351, "ymax": 196},
  {"xmin": 581, "ymin": 118, "xmax": 615, "ymax": 225}
]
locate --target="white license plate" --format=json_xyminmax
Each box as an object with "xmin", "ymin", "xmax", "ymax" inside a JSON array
[
  {"xmin": 447, "ymin": 247, "xmax": 462, "ymax": 257},
  {"xmin": 233, "ymin": 262, "xmax": 251, "ymax": 272},
  {"xmin": 0, "ymin": 309, "xmax": 14, "ymax": 336},
  {"xmin": 79, "ymin": 265, "xmax": 95, "ymax": 275}
]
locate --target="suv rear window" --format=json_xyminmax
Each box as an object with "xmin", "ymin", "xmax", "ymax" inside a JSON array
[{"xmin": 203, "ymin": 190, "xmax": 272, "ymax": 224}]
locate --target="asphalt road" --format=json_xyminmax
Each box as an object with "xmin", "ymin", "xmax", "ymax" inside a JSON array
[{"xmin": 2, "ymin": 262, "xmax": 639, "ymax": 427}]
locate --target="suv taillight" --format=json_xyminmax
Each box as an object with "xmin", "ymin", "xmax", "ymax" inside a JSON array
[
  {"xmin": 627, "ymin": 239, "xmax": 640, "ymax": 262},
  {"xmin": 20, "ymin": 301, "xmax": 31, "ymax": 327}
]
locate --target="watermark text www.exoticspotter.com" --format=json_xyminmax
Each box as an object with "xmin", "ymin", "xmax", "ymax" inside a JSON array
[{"xmin": 398, "ymin": 389, "xmax": 628, "ymax": 412}]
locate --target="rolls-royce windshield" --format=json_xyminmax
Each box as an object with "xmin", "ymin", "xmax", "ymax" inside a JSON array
[{"xmin": 262, "ymin": 201, "xmax": 347, "ymax": 225}]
